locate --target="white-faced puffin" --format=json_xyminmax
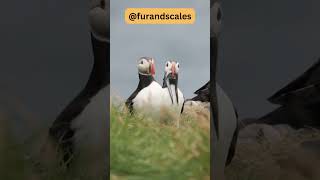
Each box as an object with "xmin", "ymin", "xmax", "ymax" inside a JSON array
[
  {"xmin": 210, "ymin": 1, "xmax": 239, "ymax": 179},
  {"xmin": 161, "ymin": 60, "xmax": 184, "ymax": 112},
  {"xmin": 48, "ymin": 0, "xmax": 109, "ymax": 175},
  {"xmin": 125, "ymin": 57, "xmax": 163, "ymax": 114}
]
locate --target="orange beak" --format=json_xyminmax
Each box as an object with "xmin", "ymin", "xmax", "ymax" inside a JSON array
[
  {"xmin": 171, "ymin": 62, "xmax": 176, "ymax": 79},
  {"xmin": 150, "ymin": 62, "xmax": 155, "ymax": 76}
]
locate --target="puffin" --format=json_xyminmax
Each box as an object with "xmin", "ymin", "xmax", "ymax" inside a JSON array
[
  {"xmin": 253, "ymin": 58, "xmax": 320, "ymax": 129},
  {"xmin": 161, "ymin": 60, "xmax": 184, "ymax": 112},
  {"xmin": 125, "ymin": 57, "xmax": 163, "ymax": 114},
  {"xmin": 181, "ymin": 81, "xmax": 238, "ymax": 167},
  {"xmin": 48, "ymin": 0, "xmax": 109, "ymax": 176},
  {"xmin": 210, "ymin": 1, "xmax": 240, "ymax": 179},
  {"xmin": 181, "ymin": 82, "xmax": 210, "ymax": 113}
]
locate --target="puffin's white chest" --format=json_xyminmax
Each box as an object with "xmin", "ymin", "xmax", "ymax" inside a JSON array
[
  {"xmin": 132, "ymin": 81, "xmax": 163, "ymax": 111},
  {"xmin": 72, "ymin": 86, "xmax": 109, "ymax": 149},
  {"xmin": 212, "ymin": 84, "xmax": 238, "ymax": 179},
  {"xmin": 161, "ymin": 85, "xmax": 184, "ymax": 112}
]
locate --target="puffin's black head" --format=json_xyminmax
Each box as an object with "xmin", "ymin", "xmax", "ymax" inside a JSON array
[{"xmin": 137, "ymin": 57, "xmax": 156, "ymax": 77}]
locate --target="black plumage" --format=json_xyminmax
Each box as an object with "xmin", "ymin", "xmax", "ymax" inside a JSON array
[
  {"xmin": 49, "ymin": 33, "xmax": 109, "ymax": 164},
  {"xmin": 125, "ymin": 74, "xmax": 154, "ymax": 113},
  {"xmin": 211, "ymin": 36, "xmax": 219, "ymax": 139},
  {"xmin": 192, "ymin": 81, "xmax": 210, "ymax": 102},
  {"xmin": 256, "ymin": 58, "xmax": 320, "ymax": 129},
  {"xmin": 269, "ymin": 58, "xmax": 320, "ymax": 105}
]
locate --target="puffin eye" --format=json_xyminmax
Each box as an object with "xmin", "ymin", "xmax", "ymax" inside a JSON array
[
  {"xmin": 177, "ymin": 64, "xmax": 180, "ymax": 68},
  {"xmin": 166, "ymin": 62, "xmax": 169, "ymax": 67},
  {"xmin": 140, "ymin": 61, "xmax": 144, "ymax": 64}
]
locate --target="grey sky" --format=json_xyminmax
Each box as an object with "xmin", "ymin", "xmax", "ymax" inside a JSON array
[
  {"xmin": 0, "ymin": 0, "xmax": 319, "ymax": 134},
  {"xmin": 110, "ymin": 0, "xmax": 210, "ymax": 99}
]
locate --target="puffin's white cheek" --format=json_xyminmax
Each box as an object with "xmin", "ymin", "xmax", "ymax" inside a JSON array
[
  {"xmin": 138, "ymin": 64, "xmax": 148, "ymax": 73},
  {"xmin": 164, "ymin": 67, "xmax": 168, "ymax": 72},
  {"xmin": 137, "ymin": 65, "xmax": 144, "ymax": 72}
]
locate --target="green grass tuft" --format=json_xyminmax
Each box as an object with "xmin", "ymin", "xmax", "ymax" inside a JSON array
[{"xmin": 110, "ymin": 105, "xmax": 210, "ymax": 180}]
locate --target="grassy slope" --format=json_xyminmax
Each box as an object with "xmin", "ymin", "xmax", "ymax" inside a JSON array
[
  {"xmin": 2, "ymin": 105, "xmax": 320, "ymax": 180},
  {"xmin": 110, "ymin": 105, "xmax": 210, "ymax": 180}
]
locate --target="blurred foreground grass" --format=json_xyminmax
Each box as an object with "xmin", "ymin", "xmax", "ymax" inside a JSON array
[
  {"xmin": 0, "ymin": 111, "xmax": 106, "ymax": 180},
  {"xmin": 0, "ymin": 115, "xmax": 30, "ymax": 179},
  {"xmin": 2, "ymin": 103, "xmax": 320, "ymax": 180},
  {"xmin": 110, "ymin": 105, "xmax": 210, "ymax": 180},
  {"xmin": 0, "ymin": 104, "xmax": 210, "ymax": 180}
]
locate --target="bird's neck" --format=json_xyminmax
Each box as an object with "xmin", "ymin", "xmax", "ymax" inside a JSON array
[
  {"xmin": 138, "ymin": 74, "xmax": 154, "ymax": 89},
  {"xmin": 163, "ymin": 76, "xmax": 179, "ymax": 104},
  {"xmin": 162, "ymin": 76, "xmax": 178, "ymax": 88},
  {"xmin": 85, "ymin": 33, "xmax": 109, "ymax": 91},
  {"xmin": 170, "ymin": 84, "xmax": 178, "ymax": 103}
]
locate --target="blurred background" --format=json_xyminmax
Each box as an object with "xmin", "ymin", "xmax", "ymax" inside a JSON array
[{"xmin": 0, "ymin": 0, "xmax": 319, "ymax": 142}]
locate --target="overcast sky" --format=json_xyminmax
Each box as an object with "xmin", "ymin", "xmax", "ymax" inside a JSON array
[
  {"xmin": 0, "ymin": 0, "xmax": 320, "ymax": 135},
  {"xmin": 110, "ymin": 0, "xmax": 210, "ymax": 99}
]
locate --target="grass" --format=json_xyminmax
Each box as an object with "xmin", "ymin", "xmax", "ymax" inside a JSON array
[
  {"xmin": 110, "ymin": 103, "xmax": 210, "ymax": 180},
  {"xmin": 0, "ymin": 102, "xmax": 210, "ymax": 180},
  {"xmin": 6, "ymin": 95, "xmax": 319, "ymax": 180},
  {"xmin": 2, "ymin": 102, "xmax": 320, "ymax": 180}
]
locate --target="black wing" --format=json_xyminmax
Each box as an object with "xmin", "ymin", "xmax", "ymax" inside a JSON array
[
  {"xmin": 125, "ymin": 74, "xmax": 154, "ymax": 114},
  {"xmin": 49, "ymin": 34, "xmax": 109, "ymax": 164},
  {"xmin": 125, "ymin": 88, "xmax": 140, "ymax": 114},
  {"xmin": 269, "ymin": 58, "xmax": 320, "ymax": 105},
  {"xmin": 194, "ymin": 81, "xmax": 210, "ymax": 95}
]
